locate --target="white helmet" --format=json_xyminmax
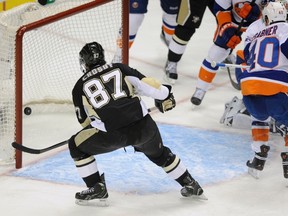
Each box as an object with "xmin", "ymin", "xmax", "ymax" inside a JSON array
[{"xmin": 262, "ymin": 1, "xmax": 287, "ymax": 25}]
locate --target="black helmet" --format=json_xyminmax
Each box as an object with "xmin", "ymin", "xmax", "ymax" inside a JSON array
[{"xmin": 79, "ymin": 42, "xmax": 106, "ymax": 72}]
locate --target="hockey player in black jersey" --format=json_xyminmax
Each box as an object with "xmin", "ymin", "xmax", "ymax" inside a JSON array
[
  {"xmin": 164, "ymin": 0, "xmax": 215, "ymax": 84},
  {"xmin": 68, "ymin": 41, "xmax": 206, "ymax": 205}
]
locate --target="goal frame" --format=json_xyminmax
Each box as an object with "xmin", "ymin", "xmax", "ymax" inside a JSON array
[{"xmin": 14, "ymin": 0, "xmax": 129, "ymax": 168}]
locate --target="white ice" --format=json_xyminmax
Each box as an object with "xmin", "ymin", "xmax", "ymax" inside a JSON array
[{"xmin": 0, "ymin": 2, "xmax": 287, "ymax": 216}]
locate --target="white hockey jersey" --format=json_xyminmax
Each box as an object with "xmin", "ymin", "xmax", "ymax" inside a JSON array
[{"xmin": 241, "ymin": 19, "xmax": 288, "ymax": 95}]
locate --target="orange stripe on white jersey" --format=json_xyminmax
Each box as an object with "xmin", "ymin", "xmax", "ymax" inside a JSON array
[{"xmin": 241, "ymin": 79, "xmax": 288, "ymax": 96}]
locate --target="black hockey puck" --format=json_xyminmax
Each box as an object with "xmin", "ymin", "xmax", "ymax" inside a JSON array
[
  {"xmin": 38, "ymin": 0, "xmax": 55, "ymax": 6},
  {"xmin": 24, "ymin": 107, "xmax": 32, "ymax": 115}
]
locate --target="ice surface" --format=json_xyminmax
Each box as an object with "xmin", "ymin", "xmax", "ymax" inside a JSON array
[{"xmin": 0, "ymin": 2, "xmax": 287, "ymax": 216}]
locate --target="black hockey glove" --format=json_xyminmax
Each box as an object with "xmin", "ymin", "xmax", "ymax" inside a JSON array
[{"xmin": 154, "ymin": 85, "xmax": 176, "ymax": 113}]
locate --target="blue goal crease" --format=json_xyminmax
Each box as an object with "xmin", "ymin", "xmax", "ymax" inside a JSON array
[{"xmin": 11, "ymin": 124, "xmax": 252, "ymax": 194}]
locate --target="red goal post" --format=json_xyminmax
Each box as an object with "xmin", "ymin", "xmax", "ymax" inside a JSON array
[{"xmin": 0, "ymin": 0, "xmax": 129, "ymax": 168}]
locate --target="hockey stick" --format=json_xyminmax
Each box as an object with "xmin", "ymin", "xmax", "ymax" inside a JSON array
[
  {"xmin": 227, "ymin": 67, "xmax": 241, "ymax": 90},
  {"xmin": 212, "ymin": 61, "xmax": 243, "ymax": 90},
  {"xmin": 12, "ymin": 140, "xmax": 68, "ymax": 154},
  {"xmin": 213, "ymin": 62, "xmax": 249, "ymax": 69},
  {"xmin": 212, "ymin": 61, "xmax": 249, "ymax": 69},
  {"xmin": 11, "ymin": 107, "xmax": 159, "ymax": 154}
]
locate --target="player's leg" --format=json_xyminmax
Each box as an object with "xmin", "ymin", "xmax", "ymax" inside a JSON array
[
  {"xmin": 112, "ymin": 0, "xmax": 148, "ymax": 63},
  {"xmin": 128, "ymin": 0, "xmax": 148, "ymax": 47},
  {"xmin": 276, "ymin": 110, "xmax": 288, "ymax": 178},
  {"xmin": 145, "ymin": 146, "xmax": 205, "ymax": 197},
  {"xmin": 132, "ymin": 114, "xmax": 205, "ymax": 198},
  {"xmin": 242, "ymin": 95, "xmax": 271, "ymax": 178},
  {"xmin": 246, "ymin": 117, "xmax": 270, "ymax": 179},
  {"xmin": 68, "ymin": 126, "xmax": 127, "ymax": 204},
  {"xmin": 265, "ymin": 93, "xmax": 288, "ymax": 178},
  {"xmin": 164, "ymin": 0, "xmax": 209, "ymax": 84},
  {"xmin": 281, "ymin": 136, "xmax": 288, "ymax": 178},
  {"xmin": 220, "ymin": 94, "xmax": 287, "ymax": 137},
  {"xmin": 191, "ymin": 44, "xmax": 230, "ymax": 105},
  {"xmin": 191, "ymin": 4, "xmax": 243, "ymax": 106},
  {"xmin": 69, "ymin": 140, "xmax": 108, "ymax": 205},
  {"xmin": 159, "ymin": 0, "xmax": 180, "ymax": 46}
]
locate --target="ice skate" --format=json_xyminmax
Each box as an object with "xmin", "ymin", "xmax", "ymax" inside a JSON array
[
  {"xmin": 164, "ymin": 60, "xmax": 178, "ymax": 84},
  {"xmin": 191, "ymin": 88, "xmax": 206, "ymax": 106},
  {"xmin": 75, "ymin": 174, "xmax": 109, "ymax": 207},
  {"xmin": 281, "ymin": 152, "xmax": 288, "ymax": 178},
  {"xmin": 180, "ymin": 173, "xmax": 207, "ymax": 200},
  {"xmin": 246, "ymin": 145, "xmax": 270, "ymax": 179}
]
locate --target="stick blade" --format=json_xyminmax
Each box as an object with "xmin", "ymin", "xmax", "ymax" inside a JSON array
[{"xmin": 11, "ymin": 142, "xmax": 41, "ymax": 154}]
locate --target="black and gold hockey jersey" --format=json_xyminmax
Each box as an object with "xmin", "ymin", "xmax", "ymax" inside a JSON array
[{"xmin": 72, "ymin": 63, "xmax": 169, "ymax": 132}]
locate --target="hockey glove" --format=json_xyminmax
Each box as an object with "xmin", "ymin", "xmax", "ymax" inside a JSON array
[
  {"xmin": 215, "ymin": 23, "xmax": 241, "ymax": 49},
  {"xmin": 236, "ymin": 3, "xmax": 261, "ymax": 23},
  {"xmin": 154, "ymin": 85, "xmax": 176, "ymax": 113}
]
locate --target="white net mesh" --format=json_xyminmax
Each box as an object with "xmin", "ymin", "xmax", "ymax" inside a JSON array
[{"xmin": 0, "ymin": 0, "xmax": 125, "ymax": 164}]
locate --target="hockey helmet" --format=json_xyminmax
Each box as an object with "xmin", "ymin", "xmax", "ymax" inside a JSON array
[
  {"xmin": 262, "ymin": 1, "xmax": 287, "ymax": 25},
  {"xmin": 79, "ymin": 41, "xmax": 106, "ymax": 72}
]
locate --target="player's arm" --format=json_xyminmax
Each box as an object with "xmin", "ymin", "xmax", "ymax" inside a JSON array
[
  {"xmin": 126, "ymin": 75, "xmax": 176, "ymax": 113},
  {"xmin": 119, "ymin": 64, "xmax": 170, "ymax": 99},
  {"xmin": 214, "ymin": 1, "xmax": 241, "ymax": 49},
  {"xmin": 119, "ymin": 64, "xmax": 176, "ymax": 112},
  {"xmin": 214, "ymin": 0, "xmax": 233, "ymax": 27},
  {"xmin": 126, "ymin": 76, "xmax": 168, "ymax": 99},
  {"xmin": 138, "ymin": 77, "xmax": 176, "ymax": 113},
  {"xmin": 234, "ymin": 1, "xmax": 261, "ymax": 23}
]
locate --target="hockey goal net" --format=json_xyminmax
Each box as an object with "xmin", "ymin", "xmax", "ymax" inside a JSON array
[{"xmin": 0, "ymin": 0, "xmax": 129, "ymax": 168}]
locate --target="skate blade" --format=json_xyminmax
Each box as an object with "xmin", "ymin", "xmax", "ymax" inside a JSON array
[
  {"xmin": 184, "ymin": 193, "xmax": 208, "ymax": 201},
  {"xmin": 248, "ymin": 167, "xmax": 260, "ymax": 179},
  {"xmin": 75, "ymin": 198, "xmax": 109, "ymax": 207}
]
